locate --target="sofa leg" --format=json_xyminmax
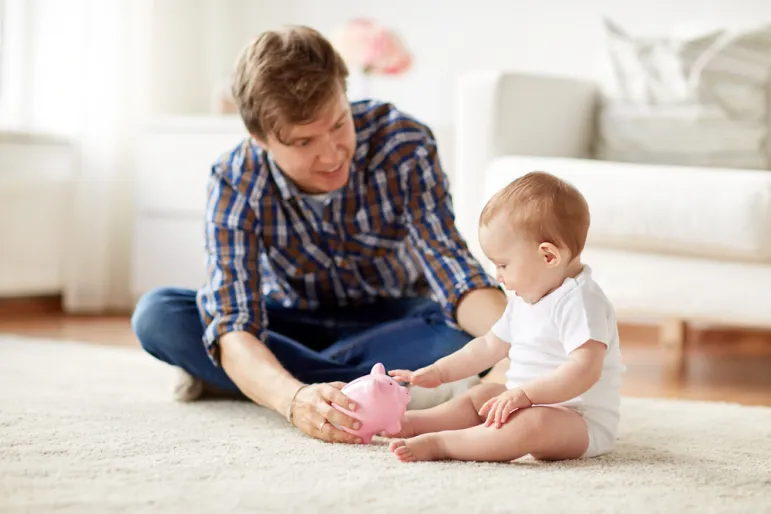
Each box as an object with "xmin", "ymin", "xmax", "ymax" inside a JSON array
[{"xmin": 659, "ymin": 319, "xmax": 687, "ymax": 380}]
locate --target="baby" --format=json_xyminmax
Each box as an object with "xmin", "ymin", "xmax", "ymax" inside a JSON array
[{"xmin": 387, "ymin": 171, "xmax": 625, "ymax": 463}]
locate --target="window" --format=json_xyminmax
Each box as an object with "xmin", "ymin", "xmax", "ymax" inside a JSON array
[
  {"xmin": 0, "ymin": 0, "xmax": 5, "ymax": 100},
  {"xmin": 0, "ymin": 0, "xmax": 25, "ymax": 127}
]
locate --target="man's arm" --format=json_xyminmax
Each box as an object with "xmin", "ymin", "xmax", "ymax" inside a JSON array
[
  {"xmin": 401, "ymin": 137, "xmax": 506, "ymax": 337},
  {"xmin": 219, "ymin": 332, "xmax": 301, "ymax": 410},
  {"xmin": 197, "ymin": 163, "xmax": 296, "ymax": 410},
  {"xmin": 456, "ymin": 288, "xmax": 508, "ymax": 338},
  {"xmin": 198, "ymin": 161, "xmax": 359, "ymax": 443}
]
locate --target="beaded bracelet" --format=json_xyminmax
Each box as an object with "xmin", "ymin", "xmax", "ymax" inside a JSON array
[{"xmin": 286, "ymin": 384, "xmax": 312, "ymax": 425}]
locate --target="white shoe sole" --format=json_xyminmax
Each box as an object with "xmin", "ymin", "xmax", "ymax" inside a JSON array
[{"xmin": 173, "ymin": 368, "xmax": 204, "ymax": 402}]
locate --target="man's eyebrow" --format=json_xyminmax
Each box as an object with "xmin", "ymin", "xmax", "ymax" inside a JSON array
[
  {"xmin": 284, "ymin": 133, "xmax": 312, "ymax": 145},
  {"xmin": 284, "ymin": 111, "xmax": 349, "ymax": 144}
]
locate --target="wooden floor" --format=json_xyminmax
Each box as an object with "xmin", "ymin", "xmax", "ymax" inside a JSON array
[{"xmin": 1, "ymin": 300, "xmax": 770, "ymax": 406}]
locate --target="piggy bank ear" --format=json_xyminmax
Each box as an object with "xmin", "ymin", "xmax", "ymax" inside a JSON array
[{"xmin": 371, "ymin": 363, "xmax": 386, "ymax": 375}]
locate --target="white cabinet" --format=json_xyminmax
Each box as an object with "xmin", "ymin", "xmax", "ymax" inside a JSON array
[
  {"xmin": 0, "ymin": 133, "xmax": 75, "ymax": 297},
  {"xmin": 130, "ymin": 116, "xmax": 247, "ymax": 300}
]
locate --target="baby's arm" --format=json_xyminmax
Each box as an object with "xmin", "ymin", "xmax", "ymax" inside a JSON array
[
  {"xmin": 390, "ymin": 331, "xmax": 509, "ymax": 387},
  {"xmin": 520, "ymin": 340, "xmax": 605, "ymax": 405},
  {"xmin": 433, "ymin": 331, "xmax": 510, "ymax": 383}
]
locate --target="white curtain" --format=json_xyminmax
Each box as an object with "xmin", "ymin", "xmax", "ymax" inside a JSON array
[{"xmin": 8, "ymin": 0, "xmax": 152, "ymax": 312}]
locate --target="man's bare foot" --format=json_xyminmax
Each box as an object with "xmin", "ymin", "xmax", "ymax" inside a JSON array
[{"xmin": 388, "ymin": 435, "xmax": 444, "ymax": 462}]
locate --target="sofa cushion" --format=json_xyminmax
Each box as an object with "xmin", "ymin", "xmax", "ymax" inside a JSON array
[
  {"xmin": 482, "ymin": 156, "xmax": 771, "ymax": 262},
  {"xmin": 595, "ymin": 19, "xmax": 771, "ymax": 170}
]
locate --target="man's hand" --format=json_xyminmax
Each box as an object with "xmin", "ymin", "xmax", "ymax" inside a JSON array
[
  {"xmin": 389, "ymin": 365, "xmax": 443, "ymax": 388},
  {"xmin": 478, "ymin": 388, "xmax": 533, "ymax": 428},
  {"xmin": 219, "ymin": 332, "xmax": 362, "ymax": 444},
  {"xmin": 290, "ymin": 382, "xmax": 364, "ymax": 444}
]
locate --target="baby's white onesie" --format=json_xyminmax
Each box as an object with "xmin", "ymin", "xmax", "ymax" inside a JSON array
[{"xmin": 491, "ymin": 265, "xmax": 625, "ymax": 457}]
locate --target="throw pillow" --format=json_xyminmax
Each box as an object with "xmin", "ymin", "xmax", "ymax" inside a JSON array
[{"xmin": 595, "ymin": 19, "xmax": 771, "ymax": 170}]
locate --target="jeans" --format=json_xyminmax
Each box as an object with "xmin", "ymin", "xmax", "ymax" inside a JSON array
[{"xmin": 130, "ymin": 287, "xmax": 474, "ymax": 392}]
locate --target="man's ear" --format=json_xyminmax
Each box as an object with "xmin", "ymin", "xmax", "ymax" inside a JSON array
[
  {"xmin": 539, "ymin": 242, "xmax": 562, "ymax": 268},
  {"xmin": 250, "ymin": 134, "xmax": 267, "ymax": 150}
]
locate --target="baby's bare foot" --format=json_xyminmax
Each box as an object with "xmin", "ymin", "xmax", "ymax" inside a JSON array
[{"xmin": 388, "ymin": 435, "xmax": 444, "ymax": 462}]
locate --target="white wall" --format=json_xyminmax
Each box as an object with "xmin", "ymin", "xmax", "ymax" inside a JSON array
[{"xmin": 149, "ymin": 0, "xmax": 771, "ymax": 127}]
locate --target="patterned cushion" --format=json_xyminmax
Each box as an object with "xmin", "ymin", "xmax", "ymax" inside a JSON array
[{"xmin": 595, "ymin": 19, "xmax": 771, "ymax": 170}]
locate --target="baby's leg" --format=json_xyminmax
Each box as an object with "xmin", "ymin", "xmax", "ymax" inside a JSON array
[
  {"xmin": 388, "ymin": 383, "xmax": 505, "ymax": 438},
  {"xmin": 389, "ymin": 405, "xmax": 588, "ymax": 463}
]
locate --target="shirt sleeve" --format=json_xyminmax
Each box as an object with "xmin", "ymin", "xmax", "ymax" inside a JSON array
[
  {"xmin": 554, "ymin": 291, "xmax": 611, "ymax": 355},
  {"xmin": 490, "ymin": 298, "xmax": 515, "ymax": 343},
  {"xmin": 401, "ymin": 138, "xmax": 500, "ymax": 321},
  {"xmin": 196, "ymin": 161, "xmax": 267, "ymax": 366}
]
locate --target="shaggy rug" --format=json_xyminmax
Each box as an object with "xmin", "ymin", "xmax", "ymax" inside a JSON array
[{"xmin": 1, "ymin": 336, "xmax": 770, "ymax": 514}]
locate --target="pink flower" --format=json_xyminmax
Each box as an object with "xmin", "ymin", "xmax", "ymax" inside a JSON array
[{"xmin": 331, "ymin": 19, "xmax": 412, "ymax": 76}]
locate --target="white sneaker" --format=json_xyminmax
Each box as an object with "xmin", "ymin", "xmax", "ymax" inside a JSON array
[
  {"xmin": 172, "ymin": 367, "xmax": 204, "ymax": 402},
  {"xmin": 406, "ymin": 375, "xmax": 481, "ymax": 411}
]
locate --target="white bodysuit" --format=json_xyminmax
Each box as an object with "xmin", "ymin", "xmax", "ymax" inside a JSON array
[{"xmin": 491, "ymin": 265, "xmax": 625, "ymax": 458}]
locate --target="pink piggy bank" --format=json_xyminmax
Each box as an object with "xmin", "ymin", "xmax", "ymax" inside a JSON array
[{"xmin": 333, "ymin": 363, "xmax": 411, "ymax": 443}]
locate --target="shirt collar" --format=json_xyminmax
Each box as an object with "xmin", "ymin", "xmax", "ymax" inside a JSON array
[{"xmin": 266, "ymin": 152, "xmax": 298, "ymax": 201}]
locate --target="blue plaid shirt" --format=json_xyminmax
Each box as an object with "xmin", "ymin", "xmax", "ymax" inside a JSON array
[{"xmin": 196, "ymin": 100, "xmax": 498, "ymax": 364}]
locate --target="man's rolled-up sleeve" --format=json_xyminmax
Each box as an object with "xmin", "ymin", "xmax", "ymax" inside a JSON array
[
  {"xmin": 196, "ymin": 166, "xmax": 267, "ymax": 365},
  {"xmin": 401, "ymin": 140, "xmax": 500, "ymax": 321}
]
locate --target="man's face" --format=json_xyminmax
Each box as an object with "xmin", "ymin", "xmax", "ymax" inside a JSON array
[{"xmin": 255, "ymin": 90, "xmax": 356, "ymax": 194}]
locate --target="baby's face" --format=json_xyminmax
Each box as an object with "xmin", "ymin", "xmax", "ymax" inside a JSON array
[{"xmin": 479, "ymin": 214, "xmax": 567, "ymax": 304}]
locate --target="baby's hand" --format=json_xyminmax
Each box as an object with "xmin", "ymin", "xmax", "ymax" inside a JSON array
[
  {"xmin": 478, "ymin": 388, "xmax": 533, "ymax": 428},
  {"xmin": 388, "ymin": 365, "xmax": 443, "ymax": 388}
]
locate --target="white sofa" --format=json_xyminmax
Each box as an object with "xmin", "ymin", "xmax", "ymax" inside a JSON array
[{"xmin": 452, "ymin": 71, "xmax": 771, "ymax": 374}]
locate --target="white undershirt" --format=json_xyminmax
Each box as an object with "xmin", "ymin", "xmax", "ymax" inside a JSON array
[{"xmin": 301, "ymin": 193, "xmax": 333, "ymax": 216}]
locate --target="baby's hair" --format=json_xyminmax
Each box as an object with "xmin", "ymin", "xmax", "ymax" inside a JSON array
[{"xmin": 479, "ymin": 171, "xmax": 590, "ymax": 258}]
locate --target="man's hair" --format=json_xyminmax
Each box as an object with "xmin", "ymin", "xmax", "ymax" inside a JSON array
[
  {"xmin": 479, "ymin": 171, "xmax": 590, "ymax": 258},
  {"xmin": 231, "ymin": 25, "xmax": 349, "ymax": 142}
]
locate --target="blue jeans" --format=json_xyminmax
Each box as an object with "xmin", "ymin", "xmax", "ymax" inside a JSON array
[{"xmin": 131, "ymin": 287, "xmax": 474, "ymax": 393}]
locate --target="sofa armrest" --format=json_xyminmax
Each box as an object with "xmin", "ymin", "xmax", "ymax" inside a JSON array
[{"xmin": 452, "ymin": 71, "xmax": 598, "ymax": 258}]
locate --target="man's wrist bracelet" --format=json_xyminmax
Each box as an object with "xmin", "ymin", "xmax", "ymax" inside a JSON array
[{"xmin": 286, "ymin": 383, "xmax": 312, "ymax": 425}]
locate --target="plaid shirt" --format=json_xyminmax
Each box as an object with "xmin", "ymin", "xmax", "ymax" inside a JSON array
[{"xmin": 196, "ymin": 100, "xmax": 498, "ymax": 363}]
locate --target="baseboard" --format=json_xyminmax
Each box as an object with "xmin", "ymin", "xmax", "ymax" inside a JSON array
[
  {"xmin": 62, "ymin": 290, "xmax": 135, "ymax": 315},
  {"xmin": 0, "ymin": 295, "xmax": 63, "ymax": 318}
]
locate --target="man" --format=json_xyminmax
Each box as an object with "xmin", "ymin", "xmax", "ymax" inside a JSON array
[{"xmin": 131, "ymin": 26, "xmax": 507, "ymax": 444}]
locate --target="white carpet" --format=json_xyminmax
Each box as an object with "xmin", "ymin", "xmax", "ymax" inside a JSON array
[{"xmin": 1, "ymin": 336, "xmax": 770, "ymax": 514}]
